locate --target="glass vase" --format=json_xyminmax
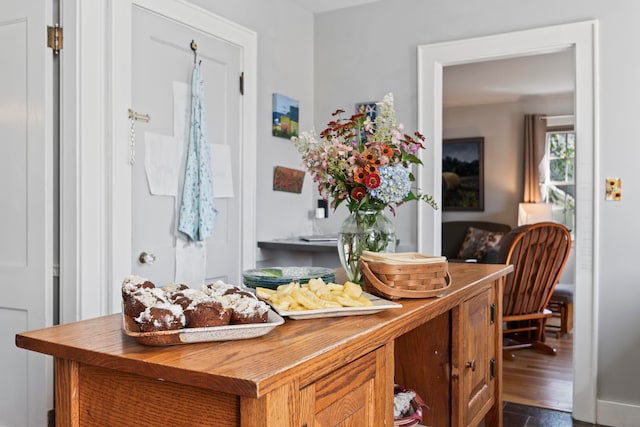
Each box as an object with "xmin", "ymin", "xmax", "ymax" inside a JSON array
[{"xmin": 338, "ymin": 209, "xmax": 396, "ymax": 283}]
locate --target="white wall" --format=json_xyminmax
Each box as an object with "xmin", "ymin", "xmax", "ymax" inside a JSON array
[
  {"xmin": 188, "ymin": 0, "xmax": 318, "ymax": 267},
  {"xmin": 313, "ymin": 0, "xmax": 640, "ymax": 423}
]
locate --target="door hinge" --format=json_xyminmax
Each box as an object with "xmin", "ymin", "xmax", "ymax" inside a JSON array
[
  {"xmin": 239, "ymin": 72, "xmax": 244, "ymax": 95},
  {"xmin": 490, "ymin": 358, "xmax": 496, "ymax": 379},
  {"xmin": 490, "ymin": 303, "xmax": 496, "ymax": 324},
  {"xmin": 47, "ymin": 25, "xmax": 63, "ymax": 54}
]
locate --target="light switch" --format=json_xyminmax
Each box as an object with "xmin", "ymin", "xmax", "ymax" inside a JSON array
[{"xmin": 605, "ymin": 178, "xmax": 622, "ymax": 201}]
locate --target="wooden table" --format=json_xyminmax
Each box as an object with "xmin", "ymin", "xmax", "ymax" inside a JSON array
[{"xmin": 16, "ymin": 263, "xmax": 512, "ymax": 427}]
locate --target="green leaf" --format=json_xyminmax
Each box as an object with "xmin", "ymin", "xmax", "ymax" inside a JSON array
[
  {"xmin": 403, "ymin": 191, "xmax": 420, "ymax": 202},
  {"xmin": 403, "ymin": 153, "xmax": 422, "ymax": 165}
]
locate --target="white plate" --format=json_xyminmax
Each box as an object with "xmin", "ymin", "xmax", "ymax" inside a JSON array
[
  {"xmin": 122, "ymin": 310, "xmax": 284, "ymax": 346},
  {"xmin": 267, "ymin": 292, "xmax": 402, "ymax": 320}
]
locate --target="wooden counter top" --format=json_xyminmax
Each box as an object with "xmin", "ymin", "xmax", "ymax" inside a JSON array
[{"xmin": 16, "ymin": 263, "xmax": 511, "ymax": 401}]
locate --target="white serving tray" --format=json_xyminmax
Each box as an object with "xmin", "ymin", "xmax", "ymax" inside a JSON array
[
  {"xmin": 267, "ymin": 292, "xmax": 402, "ymax": 320},
  {"xmin": 122, "ymin": 310, "xmax": 284, "ymax": 346}
]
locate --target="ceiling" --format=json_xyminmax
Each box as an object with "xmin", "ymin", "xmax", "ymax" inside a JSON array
[
  {"xmin": 294, "ymin": 0, "xmax": 383, "ymax": 13},
  {"xmin": 443, "ymin": 50, "xmax": 575, "ymax": 108},
  {"xmin": 293, "ymin": 1, "xmax": 575, "ymax": 106}
]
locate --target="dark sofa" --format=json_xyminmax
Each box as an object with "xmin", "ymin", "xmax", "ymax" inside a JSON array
[{"xmin": 442, "ymin": 221, "xmax": 512, "ymax": 263}]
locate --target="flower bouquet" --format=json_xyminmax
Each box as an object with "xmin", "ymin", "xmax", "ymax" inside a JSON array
[{"xmin": 292, "ymin": 93, "xmax": 437, "ymax": 282}]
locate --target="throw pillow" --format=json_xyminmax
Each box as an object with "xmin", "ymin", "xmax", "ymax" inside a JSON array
[{"xmin": 456, "ymin": 227, "xmax": 506, "ymax": 261}]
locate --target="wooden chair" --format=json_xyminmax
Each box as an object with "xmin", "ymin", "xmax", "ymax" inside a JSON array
[
  {"xmin": 546, "ymin": 283, "xmax": 574, "ymax": 337},
  {"xmin": 496, "ymin": 222, "xmax": 572, "ymax": 360}
]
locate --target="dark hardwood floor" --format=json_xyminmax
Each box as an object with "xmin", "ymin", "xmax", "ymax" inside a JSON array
[{"xmin": 503, "ymin": 402, "xmax": 605, "ymax": 426}]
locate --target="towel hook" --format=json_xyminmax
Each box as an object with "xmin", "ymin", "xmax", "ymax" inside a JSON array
[
  {"xmin": 127, "ymin": 108, "xmax": 150, "ymax": 165},
  {"xmin": 190, "ymin": 39, "xmax": 198, "ymax": 64}
]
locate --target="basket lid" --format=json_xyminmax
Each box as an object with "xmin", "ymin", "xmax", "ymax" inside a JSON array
[{"xmin": 360, "ymin": 251, "xmax": 447, "ymax": 265}]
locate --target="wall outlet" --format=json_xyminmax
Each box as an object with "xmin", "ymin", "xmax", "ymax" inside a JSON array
[{"xmin": 317, "ymin": 199, "xmax": 329, "ymax": 218}]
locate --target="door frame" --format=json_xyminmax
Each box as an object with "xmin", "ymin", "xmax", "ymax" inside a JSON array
[
  {"xmin": 109, "ymin": 0, "xmax": 257, "ymax": 311},
  {"xmin": 416, "ymin": 21, "xmax": 599, "ymax": 423}
]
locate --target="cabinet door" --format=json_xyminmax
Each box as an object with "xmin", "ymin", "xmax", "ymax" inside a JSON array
[
  {"xmin": 452, "ymin": 286, "xmax": 496, "ymax": 427},
  {"xmin": 299, "ymin": 344, "xmax": 393, "ymax": 427}
]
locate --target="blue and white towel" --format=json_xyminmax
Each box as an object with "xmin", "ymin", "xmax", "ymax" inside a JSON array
[{"xmin": 178, "ymin": 62, "xmax": 217, "ymax": 241}]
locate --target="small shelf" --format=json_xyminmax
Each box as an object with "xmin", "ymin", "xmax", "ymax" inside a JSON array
[{"xmin": 257, "ymin": 238, "xmax": 338, "ymax": 253}]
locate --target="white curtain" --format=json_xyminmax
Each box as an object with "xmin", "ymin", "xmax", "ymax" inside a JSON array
[{"xmin": 523, "ymin": 114, "xmax": 546, "ymax": 203}]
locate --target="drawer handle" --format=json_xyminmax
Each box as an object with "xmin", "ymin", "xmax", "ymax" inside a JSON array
[{"xmin": 465, "ymin": 359, "xmax": 476, "ymax": 371}]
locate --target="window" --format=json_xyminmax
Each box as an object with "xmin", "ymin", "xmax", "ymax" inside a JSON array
[{"xmin": 542, "ymin": 127, "xmax": 575, "ymax": 232}]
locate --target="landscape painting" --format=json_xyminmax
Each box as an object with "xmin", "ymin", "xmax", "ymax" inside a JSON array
[
  {"xmin": 442, "ymin": 137, "xmax": 484, "ymax": 211},
  {"xmin": 272, "ymin": 93, "xmax": 299, "ymax": 139}
]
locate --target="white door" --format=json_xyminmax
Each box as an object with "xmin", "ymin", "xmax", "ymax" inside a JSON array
[
  {"xmin": 130, "ymin": 6, "xmax": 243, "ymax": 287},
  {"xmin": 0, "ymin": 1, "xmax": 54, "ymax": 426}
]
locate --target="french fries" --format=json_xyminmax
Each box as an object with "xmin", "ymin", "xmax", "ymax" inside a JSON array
[{"xmin": 256, "ymin": 278, "xmax": 373, "ymax": 311}]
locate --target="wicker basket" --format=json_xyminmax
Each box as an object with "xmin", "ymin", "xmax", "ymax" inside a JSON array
[{"xmin": 359, "ymin": 251, "xmax": 450, "ymax": 300}]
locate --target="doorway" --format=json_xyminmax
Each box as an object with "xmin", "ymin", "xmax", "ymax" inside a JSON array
[
  {"xmin": 416, "ymin": 21, "xmax": 599, "ymax": 423},
  {"xmin": 441, "ymin": 49, "xmax": 576, "ymax": 413}
]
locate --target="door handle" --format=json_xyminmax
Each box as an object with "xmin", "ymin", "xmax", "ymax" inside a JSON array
[{"xmin": 138, "ymin": 252, "xmax": 156, "ymax": 264}]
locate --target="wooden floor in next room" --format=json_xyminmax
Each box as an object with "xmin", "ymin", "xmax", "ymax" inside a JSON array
[
  {"xmin": 503, "ymin": 329, "xmax": 573, "ymax": 412},
  {"xmin": 502, "ymin": 328, "xmax": 606, "ymax": 426}
]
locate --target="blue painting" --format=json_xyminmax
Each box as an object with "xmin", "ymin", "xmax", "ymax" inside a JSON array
[{"xmin": 272, "ymin": 93, "xmax": 299, "ymax": 139}]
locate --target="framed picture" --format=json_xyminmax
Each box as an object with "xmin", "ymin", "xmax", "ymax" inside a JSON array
[
  {"xmin": 273, "ymin": 166, "xmax": 304, "ymax": 194},
  {"xmin": 442, "ymin": 137, "xmax": 484, "ymax": 211},
  {"xmin": 355, "ymin": 101, "xmax": 377, "ymax": 139},
  {"xmin": 272, "ymin": 93, "xmax": 299, "ymax": 139},
  {"xmin": 355, "ymin": 101, "xmax": 377, "ymax": 121}
]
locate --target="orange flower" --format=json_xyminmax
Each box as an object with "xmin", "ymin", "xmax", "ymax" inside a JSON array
[
  {"xmin": 353, "ymin": 168, "xmax": 368, "ymax": 184},
  {"xmin": 364, "ymin": 164, "xmax": 377, "ymax": 174},
  {"xmin": 380, "ymin": 144, "xmax": 394, "ymax": 158},
  {"xmin": 362, "ymin": 150, "xmax": 377, "ymax": 164}
]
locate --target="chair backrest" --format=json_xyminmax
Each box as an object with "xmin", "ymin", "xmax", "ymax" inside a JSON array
[{"xmin": 496, "ymin": 222, "xmax": 572, "ymax": 318}]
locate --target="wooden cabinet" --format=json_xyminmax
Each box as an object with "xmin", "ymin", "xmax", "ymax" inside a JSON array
[
  {"xmin": 452, "ymin": 285, "xmax": 498, "ymax": 427},
  {"xmin": 395, "ymin": 278, "xmax": 502, "ymax": 427},
  {"xmin": 16, "ymin": 263, "xmax": 510, "ymax": 427}
]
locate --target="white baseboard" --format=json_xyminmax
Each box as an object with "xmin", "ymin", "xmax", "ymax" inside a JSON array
[{"xmin": 597, "ymin": 399, "xmax": 640, "ymax": 427}]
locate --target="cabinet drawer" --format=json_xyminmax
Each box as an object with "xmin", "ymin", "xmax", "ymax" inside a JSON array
[{"xmin": 300, "ymin": 346, "xmax": 391, "ymax": 426}]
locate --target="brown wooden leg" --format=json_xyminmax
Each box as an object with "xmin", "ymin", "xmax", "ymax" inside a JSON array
[
  {"xmin": 503, "ymin": 348, "xmax": 516, "ymax": 361},
  {"xmin": 564, "ymin": 302, "xmax": 574, "ymax": 333},
  {"xmin": 55, "ymin": 358, "xmax": 80, "ymax": 427},
  {"xmin": 529, "ymin": 340, "xmax": 558, "ymax": 355}
]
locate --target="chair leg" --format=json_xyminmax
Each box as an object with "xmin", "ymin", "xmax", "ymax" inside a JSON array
[
  {"xmin": 561, "ymin": 301, "xmax": 573, "ymax": 334},
  {"xmin": 538, "ymin": 318, "xmax": 547, "ymax": 342},
  {"xmin": 503, "ymin": 337, "xmax": 557, "ymax": 357},
  {"xmin": 503, "ymin": 348, "xmax": 516, "ymax": 361},
  {"xmin": 529, "ymin": 340, "xmax": 557, "ymax": 356},
  {"xmin": 503, "ymin": 319, "xmax": 558, "ymax": 359}
]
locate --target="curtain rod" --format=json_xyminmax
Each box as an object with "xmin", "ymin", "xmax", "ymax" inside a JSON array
[{"xmin": 539, "ymin": 114, "xmax": 574, "ymax": 120}]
